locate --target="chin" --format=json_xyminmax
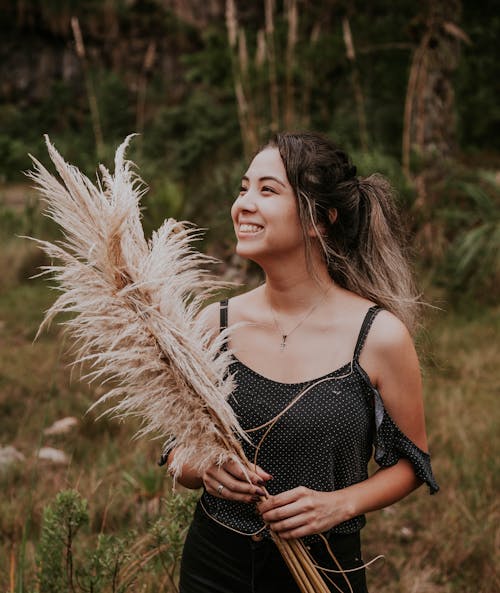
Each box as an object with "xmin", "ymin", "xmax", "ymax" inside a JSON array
[
  {"xmin": 235, "ymin": 244, "xmax": 255, "ymax": 259},
  {"xmin": 235, "ymin": 242, "xmax": 265, "ymax": 263}
]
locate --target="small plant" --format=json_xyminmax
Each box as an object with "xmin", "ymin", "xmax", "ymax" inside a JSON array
[
  {"xmin": 35, "ymin": 488, "xmax": 198, "ymax": 593},
  {"xmin": 144, "ymin": 491, "xmax": 198, "ymax": 592},
  {"xmin": 76, "ymin": 533, "xmax": 136, "ymax": 593},
  {"xmin": 37, "ymin": 489, "xmax": 89, "ymax": 593}
]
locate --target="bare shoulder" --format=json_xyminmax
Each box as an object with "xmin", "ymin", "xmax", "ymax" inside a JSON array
[
  {"xmin": 368, "ymin": 309, "xmax": 414, "ymax": 354},
  {"xmin": 223, "ymin": 286, "xmax": 265, "ymax": 324},
  {"xmin": 363, "ymin": 309, "xmax": 427, "ymax": 449},
  {"xmin": 361, "ymin": 308, "xmax": 420, "ymax": 392}
]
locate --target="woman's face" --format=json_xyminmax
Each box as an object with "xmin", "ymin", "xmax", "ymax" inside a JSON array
[{"xmin": 231, "ymin": 147, "xmax": 304, "ymax": 264}]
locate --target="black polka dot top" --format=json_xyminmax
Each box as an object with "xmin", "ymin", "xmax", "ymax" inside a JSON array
[{"xmin": 199, "ymin": 300, "xmax": 439, "ymax": 540}]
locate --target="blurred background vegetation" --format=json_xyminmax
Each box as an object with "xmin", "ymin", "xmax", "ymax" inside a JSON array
[{"xmin": 0, "ymin": 0, "xmax": 498, "ymax": 592}]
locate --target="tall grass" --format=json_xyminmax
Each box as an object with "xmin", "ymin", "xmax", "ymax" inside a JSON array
[{"xmin": 364, "ymin": 305, "xmax": 500, "ymax": 592}]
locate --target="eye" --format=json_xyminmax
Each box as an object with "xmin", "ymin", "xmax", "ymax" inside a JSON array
[
  {"xmin": 262, "ymin": 186, "xmax": 277, "ymax": 194},
  {"xmin": 239, "ymin": 185, "xmax": 248, "ymax": 194}
]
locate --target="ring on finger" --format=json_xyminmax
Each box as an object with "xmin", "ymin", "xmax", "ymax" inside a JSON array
[{"xmin": 217, "ymin": 483, "xmax": 225, "ymax": 496}]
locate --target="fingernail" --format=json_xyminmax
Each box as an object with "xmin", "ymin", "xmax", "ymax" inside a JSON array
[
  {"xmin": 257, "ymin": 479, "xmax": 265, "ymax": 486},
  {"xmin": 252, "ymin": 496, "xmax": 260, "ymax": 503},
  {"xmin": 256, "ymin": 488, "xmax": 266, "ymax": 496}
]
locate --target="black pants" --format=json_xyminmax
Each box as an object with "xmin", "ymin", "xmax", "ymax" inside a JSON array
[{"xmin": 179, "ymin": 503, "xmax": 368, "ymax": 593}]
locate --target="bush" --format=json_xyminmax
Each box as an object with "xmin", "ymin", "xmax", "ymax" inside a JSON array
[
  {"xmin": 35, "ymin": 488, "xmax": 198, "ymax": 593},
  {"xmin": 37, "ymin": 489, "xmax": 89, "ymax": 593}
]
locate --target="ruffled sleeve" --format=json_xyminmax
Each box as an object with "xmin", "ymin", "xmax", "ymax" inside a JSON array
[{"xmin": 372, "ymin": 387, "xmax": 439, "ymax": 494}]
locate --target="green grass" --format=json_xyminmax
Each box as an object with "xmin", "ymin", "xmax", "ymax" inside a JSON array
[{"xmin": 0, "ymin": 252, "xmax": 498, "ymax": 592}]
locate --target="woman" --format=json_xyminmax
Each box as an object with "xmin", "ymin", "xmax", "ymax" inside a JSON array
[{"xmin": 166, "ymin": 132, "xmax": 438, "ymax": 593}]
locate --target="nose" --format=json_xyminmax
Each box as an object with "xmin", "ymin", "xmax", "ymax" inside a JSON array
[{"xmin": 234, "ymin": 190, "xmax": 257, "ymax": 212}]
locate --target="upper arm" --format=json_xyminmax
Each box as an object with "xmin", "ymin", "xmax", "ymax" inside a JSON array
[{"xmin": 360, "ymin": 310, "xmax": 429, "ymax": 452}]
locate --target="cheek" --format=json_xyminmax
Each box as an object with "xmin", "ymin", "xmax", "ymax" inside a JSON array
[
  {"xmin": 283, "ymin": 204, "xmax": 303, "ymax": 233},
  {"xmin": 230, "ymin": 200, "xmax": 239, "ymax": 223}
]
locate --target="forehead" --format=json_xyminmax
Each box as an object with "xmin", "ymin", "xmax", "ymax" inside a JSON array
[{"xmin": 244, "ymin": 147, "xmax": 287, "ymax": 181}]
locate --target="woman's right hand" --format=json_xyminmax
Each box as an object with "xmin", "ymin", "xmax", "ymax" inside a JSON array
[{"xmin": 203, "ymin": 460, "xmax": 272, "ymax": 504}]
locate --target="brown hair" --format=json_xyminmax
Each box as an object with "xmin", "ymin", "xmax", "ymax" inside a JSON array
[{"xmin": 266, "ymin": 131, "xmax": 420, "ymax": 332}]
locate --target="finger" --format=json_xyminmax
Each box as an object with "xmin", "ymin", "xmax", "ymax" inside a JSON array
[
  {"xmin": 258, "ymin": 487, "xmax": 305, "ymax": 513},
  {"xmin": 205, "ymin": 463, "xmax": 255, "ymax": 488},
  {"xmin": 268, "ymin": 513, "xmax": 310, "ymax": 535},
  {"xmin": 206, "ymin": 478, "xmax": 262, "ymax": 504},
  {"xmin": 260, "ymin": 500, "xmax": 304, "ymax": 524},
  {"xmin": 225, "ymin": 461, "xmax": 266, "ymax": 486},
  {"xmin": 254, "ymin": 465, "xmax": 273, "ymax": 482},
  {"xmin": 205, "ymin": 472, "xmax": 266, "ymax": 499},
  {"xmin": 223, "ymin": 472, "xmax": 266, "ymax": 496},
  {"xmin": 205, "ymin": 468, "xmax": 266, "ymax": 501}
]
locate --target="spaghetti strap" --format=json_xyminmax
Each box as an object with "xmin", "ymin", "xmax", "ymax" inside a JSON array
[
  {"xmin": 219, "ymin": 299, "xmax": 229, "ymax": 351},
  {"xmin": 220, "ymin": 298, "xmax": 229, "ymax": 332},
  {"xmin": 353, "ymin": 305, "xmax": 382, "ymax": 362}
]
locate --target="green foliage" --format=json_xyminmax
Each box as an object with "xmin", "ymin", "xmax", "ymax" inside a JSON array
[
  {"xmin": 37, "ymin": 489, "xmax": 89, "ymax": 593},
  {"xmin": 350, "ymin": 148, "xmax": 415, "ymax": 206},
  {"xmin": 93, "ymin": 70, "xmax": 135, "ymax": 148},
  {"xmin": 441, "ymin": 176, "xmax": 500, "ymax": 299},
  {"xmin": 122, "ymin": 467, "xmax": 164, "ymax": 501},
  {"xmin": 76, "ymin": 533, "xmax": 136, "ymax": 593},
  {"xmin": 34, "ymin": 487, "xmax": 197, "ymax": 593},
  {"xmin": 141, "ymin": 177, "xmax": 184, "ymax": 237},
  {"xmin": 0, "ymin": 192, "xmax": 61, "ymax": 291},
  {"xmin": 0, "ymin": 133, "xmax": 33, "ymax": 183},
  {"xmin": 147, "ymin": 491, "xmax": 198, "ymax": 585}
]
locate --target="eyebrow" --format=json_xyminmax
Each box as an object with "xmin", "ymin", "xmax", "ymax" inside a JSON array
[{"xmin": 242, "ymin": 175, "xmax": 287, "ymax": 188}]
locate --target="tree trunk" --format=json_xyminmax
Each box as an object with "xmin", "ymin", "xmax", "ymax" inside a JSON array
[{"xmin": 403, "ymin": 0, "xmax": 468, "ymax": 178}]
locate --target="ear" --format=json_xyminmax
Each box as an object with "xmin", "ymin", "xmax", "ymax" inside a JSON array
[{"xmin": 328, "ymin": 208, "xmax": 338, "ymax": 224}]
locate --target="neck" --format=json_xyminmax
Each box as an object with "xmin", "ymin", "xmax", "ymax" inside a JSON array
[{"xmin": 263, "ymin": 263, "xmax": 333, "ymax": 315}]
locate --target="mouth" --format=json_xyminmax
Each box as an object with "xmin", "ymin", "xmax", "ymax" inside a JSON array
[{"xmin": 238, "ymin": 223, "xmax": 264, "ymax": 236}]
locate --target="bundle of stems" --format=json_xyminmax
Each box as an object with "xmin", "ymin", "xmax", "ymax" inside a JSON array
[{"xmin": 27, "ymin": 136, "xmax": 347, "ymax": 593}]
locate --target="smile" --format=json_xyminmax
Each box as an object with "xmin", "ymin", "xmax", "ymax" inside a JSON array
[{"xmin": 238, "ymin": 223, "xmax": 264, "ymax": 235}]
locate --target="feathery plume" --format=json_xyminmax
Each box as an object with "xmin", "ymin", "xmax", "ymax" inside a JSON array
[{"xmin": 26, "ymin": 135, "xmax": 248, "ymax": 478}]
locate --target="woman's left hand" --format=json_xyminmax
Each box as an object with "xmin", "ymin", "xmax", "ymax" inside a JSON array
[{"xmin": 257, "ymin": 486, "xmax": 353, "ymax": 539}]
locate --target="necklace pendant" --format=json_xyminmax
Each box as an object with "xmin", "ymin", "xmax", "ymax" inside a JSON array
[{"xmin": 280, "ymin": 335, "xmax": 287, "ymax": 351}]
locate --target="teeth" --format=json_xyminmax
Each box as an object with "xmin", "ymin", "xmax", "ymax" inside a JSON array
[{"xmin": 240, "ymin": 223, "xmax": 263, "ymax": 233}]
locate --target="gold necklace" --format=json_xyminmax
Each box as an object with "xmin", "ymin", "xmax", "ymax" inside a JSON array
[{"xmin": 268, "ymin": 289, "xmax": 330, "ymax": 352}]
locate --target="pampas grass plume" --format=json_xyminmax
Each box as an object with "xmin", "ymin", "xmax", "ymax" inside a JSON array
[{"xmin": 26, "ymin": 135, "xmax": 248, "ymax": 478}]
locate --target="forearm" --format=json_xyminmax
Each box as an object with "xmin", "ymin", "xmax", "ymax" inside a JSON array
[
  {"xmin": 342, "ymin": 459, "xmax": 421, "ymax": 520},
  {"xmin": 258, "ymin": 459, "xmax": 423, "ymax": 539},
  {"xmin": 166, "ymin": 449, "xmax": 203, "ymax": 490}
]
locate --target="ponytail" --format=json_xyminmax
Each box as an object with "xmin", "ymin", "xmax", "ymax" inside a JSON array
[
  {"xmin": 268, "ymin": 132, "xmax": 421, "ymax": 332},
  {"xmin": 336, "ymin": 174, "xmax": 420, "ymax": 332}
]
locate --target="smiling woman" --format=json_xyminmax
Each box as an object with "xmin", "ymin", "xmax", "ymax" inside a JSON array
[
  {"xmin": 166, "ymin": 131, "xmax": 439, "ymax": 593},
  {"xmin": 231, "ymin": 148, "xmax": 305, "ymax": 264}
]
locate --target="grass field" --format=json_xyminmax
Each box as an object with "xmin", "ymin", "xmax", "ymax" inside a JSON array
[{"xmin": 0, "ymin": 231, "xmax": 498, "ymax": 592}]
